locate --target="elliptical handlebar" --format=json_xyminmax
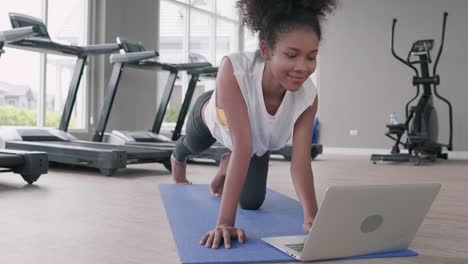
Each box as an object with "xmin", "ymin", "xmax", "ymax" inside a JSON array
[
  {"xmin": 432, "ymin": 12, "xmax": 448, "ymax": 77},
  {"xmin": 391, "ymin": 18, "xmax": 419, "ymax": 78},
  {"xmin": 431, "ymin": 12, "xmax": 453, "ymax": 150}
]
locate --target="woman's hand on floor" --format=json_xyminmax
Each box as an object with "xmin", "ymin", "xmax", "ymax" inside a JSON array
[{"xmin": 200, "ymin": 224, "xmax": 246, "ymax": 249}]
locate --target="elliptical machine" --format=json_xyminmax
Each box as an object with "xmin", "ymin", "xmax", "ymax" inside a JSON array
[{"xmin": 371, "ymin": 12, "xmax": 453, "ymax": 164}]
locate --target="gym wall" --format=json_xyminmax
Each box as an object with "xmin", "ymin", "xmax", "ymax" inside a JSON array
[
  {"xmin": 87, "ymin": 0, "xmax": 160, "ymax": 138},
  {"xmin": 319, "ymin": 0, "xmax": 468, "ymax": 151}
]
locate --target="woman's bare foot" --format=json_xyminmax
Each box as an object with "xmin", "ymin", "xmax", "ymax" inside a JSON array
[
  {"xmin": 210, "ymin": 152, "xmax": 231, "ymax": 196},
  {"xmin": 171, "ymin": 155, "xmax": 192, "ymax": 184}
]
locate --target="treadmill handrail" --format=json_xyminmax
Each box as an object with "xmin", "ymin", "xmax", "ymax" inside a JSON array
[
  {"xmin": 80, "ymin": 43, "xmax": 121, "ymax": 56},
  {"xmin": 6, "ymin": 37, "xmax": 70, "ymax": 56},
  {"xmin": 187, "ymin": 66, "xmax": 219, "ymax": 76},
  {"xmin": 7, "ymin": 37, "xmax": 120, "ymax": 57},
  {"xmin": 164, "ymin": 62, "xmax": 212, "ymax": 71},
  {"xmin": 124, "ymin": 60, "xmax": 212, "ymax": 72},
  {"xmin": 0, "ymin": 26, "xmax": 35, "ymax": 42},
  {"xmin": 110, "ymin": 50, "xmax": 159, "ymax": 64}
]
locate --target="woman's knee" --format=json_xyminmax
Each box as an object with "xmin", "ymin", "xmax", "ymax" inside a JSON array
[
  {"xmin": 239, "ymin": 192, "xmax": 266, "ymax": 210},
  {"xmin": 173, "ymin": 136, "xmax": 191, "ymax": 161},
  {"xmin": 238, "ymin": 152, "xmax": 270, "ymax": 210}
]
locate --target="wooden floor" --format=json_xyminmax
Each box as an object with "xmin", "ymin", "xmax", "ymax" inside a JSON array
[{"xmin": 1, "ymin": 154, "xmax": 467, "ymax": 264}]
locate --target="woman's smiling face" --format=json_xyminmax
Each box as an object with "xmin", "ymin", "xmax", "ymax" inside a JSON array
[{"xmin": 263, "ymin": 26, "xmax": 319, "ymax": 92}]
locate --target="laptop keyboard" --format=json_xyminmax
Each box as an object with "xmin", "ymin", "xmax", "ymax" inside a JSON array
[{"xmin": 285, "ymin": 243, "xmax": 304, "ymax": 252}]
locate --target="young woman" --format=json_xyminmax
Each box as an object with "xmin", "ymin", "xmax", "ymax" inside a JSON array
[{"xmin": 171, "ymin": 0, "xmax": 337, "ymax": 249}]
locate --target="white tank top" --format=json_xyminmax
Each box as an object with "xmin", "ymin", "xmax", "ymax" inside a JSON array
[{"xmin": 204, "ymin": 51, "xmax": 318, "ymax": 156}]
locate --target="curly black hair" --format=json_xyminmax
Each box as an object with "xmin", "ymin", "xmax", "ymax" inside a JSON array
[{"xmin": 237, "ymin": 0, "xmax": 337, "ymax": 49}]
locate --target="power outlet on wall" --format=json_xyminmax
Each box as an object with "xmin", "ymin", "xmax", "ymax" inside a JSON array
[{"xmin": 349, "ymin": 129, "xmax": 359, "ymax": 136}]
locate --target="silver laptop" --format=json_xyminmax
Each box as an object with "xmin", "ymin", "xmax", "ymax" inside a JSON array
[{"xmin": 263, "ymin": 183, "xmax": 441, "ymax": 261}]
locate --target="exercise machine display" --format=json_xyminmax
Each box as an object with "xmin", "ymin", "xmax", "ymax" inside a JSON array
[{"xmin": 371, "ymin": 12, "xmax": 452, "ymax": 164}]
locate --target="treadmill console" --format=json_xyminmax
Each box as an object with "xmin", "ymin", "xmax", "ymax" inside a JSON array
[
  {"xmin": 189, "ymin": 53, "xmax": 209, "ymax": 63},
  {"xmin": 116, "ymin": 37, "xmax": 146, "ymax": 53},
  {"xmin": 9, "ymin": 12, "xmax": 50, "ymax": 39}
]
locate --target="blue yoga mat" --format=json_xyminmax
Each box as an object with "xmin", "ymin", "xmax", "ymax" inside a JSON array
[{"xmin": 159, "ymin": 184, "xmax": 417, "ymax": 264}]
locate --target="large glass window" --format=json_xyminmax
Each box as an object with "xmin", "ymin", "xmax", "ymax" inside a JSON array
[
  {"xmin": 159, "ymin": 1, "xmax": 186, "ymax": 63},
  {"xmin": 190, "ymin": 11, "xmax": 212, "ymax": 62},
  {"xmin": 0, "ymin": 0, "xmax": 88, "ymax": 129},
  {"xmin": 0, "ymin": 2, "xmax": 42, "ymax": 126},
  {"xmin": 244, "ymin": 28, "xmax": 258, "ymax": 52},
  {"xmin": 216, "ymin": 19, "xmax": 237, "ymax": 63},
  {"xmin": 46, "ymin": 0, "xmax": 88, "ymax": 129},
  {"xmin": 158, "ymin": 0, "xmax": 188, "ymax": 127},
  {"xmin": 190, "ymin": 0, "xmax": 213, "ymax": 12},
  {"xmin": 216, "ymin": 0, "xmax": 238, "ymax": 20},
  {"xmin": 159, "ymin": 0, "xmax": 239, "ymax": 131}
]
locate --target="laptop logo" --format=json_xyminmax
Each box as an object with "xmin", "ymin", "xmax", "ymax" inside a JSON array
[{"xmin": 360, "ymin": 214, "xmax": 383, "ymax": 233}]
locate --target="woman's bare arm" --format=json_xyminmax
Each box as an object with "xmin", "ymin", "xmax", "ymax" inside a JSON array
[
  {"xmin": 200, "ymin": 57, "xmax": 253, "ymax": 249},
  {"xmin": 290, "ymin": 97, "xmax": 319, "ymax": 231},
  {"xmin": 216, "ymin": 57, "xmax": 253, "ymax": 226}
]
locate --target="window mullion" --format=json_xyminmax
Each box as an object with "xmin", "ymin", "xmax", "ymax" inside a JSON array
[
  {"xmin": 211, "ymin": 14, "xmax": 216, "ymax": 66},
  {"xmin": 181, "ymin": 3, "xmax": 190, "ymax": 101},
  {"xmin": 210, "ymin": 2, "xmax": 216, "ymax": 91},
  {"xmin": 82, "ymin": 0, "xmax": 90, "ymax": 131},
  {"xmin": 38, "ymin": 0, "xmax": 48, "ymax": 127}
]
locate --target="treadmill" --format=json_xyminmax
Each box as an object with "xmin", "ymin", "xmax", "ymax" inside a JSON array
[
  {"xmin": 0, "ymin": 26, "xmax": 48, "ymax": 184},
  {"xmin": 1, "ymin": 13, "xmax": 171, "ymax": 176},
  {"xmin": 177, "ymin": 66, "xmax": 323, "ymax": 162},
  {"xmin": 91, "ymin": 37, "xmax": 224, "ymax": 160}
]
